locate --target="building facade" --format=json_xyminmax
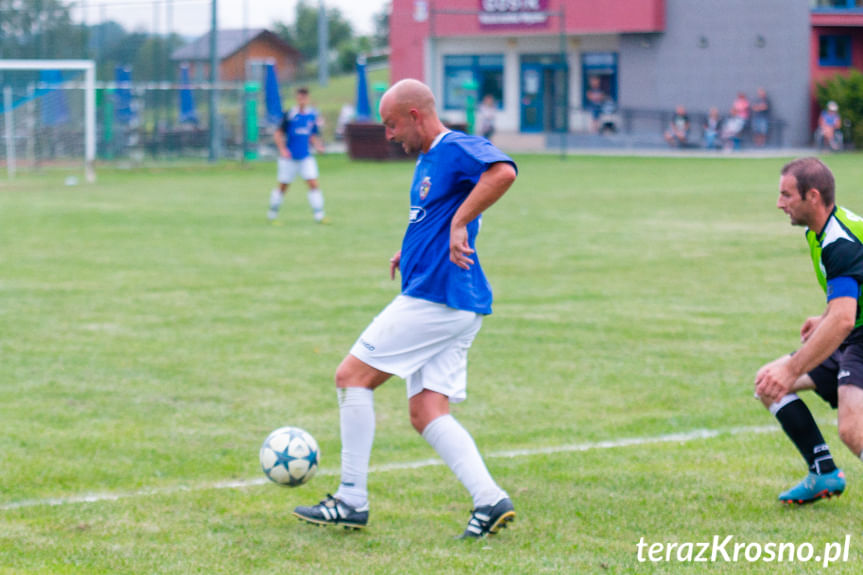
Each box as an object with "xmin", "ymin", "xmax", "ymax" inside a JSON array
[
  {"xmin": 171, "ymin": 29, "xmax": 302, "ymax": 85},
  {"xmin": 810, "ymin": 1, "xmax": 863, "ymax": 126},
  {"xmin": 390, "ymin": 0, "xmax": 813, "ymax": 146}
]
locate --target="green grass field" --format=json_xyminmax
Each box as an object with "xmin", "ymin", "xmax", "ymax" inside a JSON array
[{"xmin": 3, "ymin": 153, "xmax": 863, "ymax": 574}]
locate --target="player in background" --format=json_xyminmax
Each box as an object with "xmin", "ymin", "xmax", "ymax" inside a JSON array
[
  {"xmin": 756, "ymin": 157, "xmax": 863, "ymax": 504},
  {"xmin": 293, "ymin": 79, "xmax": 518, "ymax": 538},
  {"xmin": 268, "ymin": 87, "xmax": 327, "ymax": 223}
]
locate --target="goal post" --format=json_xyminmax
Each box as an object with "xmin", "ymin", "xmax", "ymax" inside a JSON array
[{"xmin": 0, "ymin": 59, "xmax": 96, "ymax": 182}]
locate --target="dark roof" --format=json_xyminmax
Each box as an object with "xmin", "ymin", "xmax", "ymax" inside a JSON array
[{"xmin": 170, "ymin": 29, "xmax": 300, "ymax": 62}]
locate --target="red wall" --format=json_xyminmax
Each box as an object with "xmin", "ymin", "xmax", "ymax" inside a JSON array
[{"xmin": 390, "ymin": 0, "xmax": 665, "ymax": 83}]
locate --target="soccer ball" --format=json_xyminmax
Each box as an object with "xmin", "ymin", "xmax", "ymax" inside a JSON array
[{"xmin": 259, "ymin": 426, "xmax": 320, "ymax": 487}]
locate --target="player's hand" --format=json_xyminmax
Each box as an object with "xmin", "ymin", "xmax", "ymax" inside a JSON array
[
  {"xmin": 800, "ymin": 315, "xmax": 822, "ymax": 342},
  {"xmin": 280, "ymin": 149, "xmax": 291, "ymax": 159},
  {"xmin": 449, "ymin": 224, "xmax": 475, "ymax": 270},
  {"xmin": 754, "ymin": 359, "xmax": 797, "ymax": 404},
  {"xmin": 389, "ymin": 250, "xmax": 401, "ymax": 280}
]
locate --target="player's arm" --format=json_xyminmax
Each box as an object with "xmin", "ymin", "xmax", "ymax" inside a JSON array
[
  {"xmin": 274, "ymin": 121, "xmax": 290, "ymax": 158},
  {"xmin": 800, "ymin": 312, "xmax": 826, "ymax": 342},
  {"xmin": 389, "ymin": 250, "xmax": 401, "ymax": 280},
  {"xmin": 449, "ymin": 162, "xmax": 517, "ymax": 270},
  {"xmin": 756, "ymin": 294, "xmax": 856, "ymax": 402},
  {"xmin": 310, "ymin": 133, "xmax": 325, "ymax": 154}
]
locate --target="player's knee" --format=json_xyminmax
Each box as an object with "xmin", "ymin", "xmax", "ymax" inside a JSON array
[
  {"xmin": 409, "ymin": 407, "xmax": 427, "ymax": 434},
  {"xmin": 409, "ymin": 400, "xmax": 436, "ymax": 433},
  {"xmin": 837, "ymin": 418, "xmax": 860, "ymax": 451},
  {"xmin": 334, "ymin": 359, "xmax": 355, "ymax": 389}
]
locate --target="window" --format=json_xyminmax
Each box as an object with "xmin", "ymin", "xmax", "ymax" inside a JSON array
[
  {"xmin": 812, "ymin": 0, "xmax": 863, "ymax": 10},
  {"xmin": 819, "ymin": 35, "xmax": 852, "ymax": 66},
  {"xmin": 443, "ymin": 55, "xmax": 503, "ymax": 110},
  {"xmin": 581, "ymin": 52, "xmax": 618, "ymax": 108}
]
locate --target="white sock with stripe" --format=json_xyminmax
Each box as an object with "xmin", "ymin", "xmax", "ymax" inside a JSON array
[
  {"xmin": 307, "ymin": 188, "xmax": 325, "ymax": 221},
  {"xmin": 421, "ymin": 414, "xmax": 506, "ymax": 508},
  {"xmin": 268, "ymin": 188, "xmax": 283, "ymax": 218},
  {"xmin": 334, "ymin": 387, "xmax": 375, "ymax": 508}
]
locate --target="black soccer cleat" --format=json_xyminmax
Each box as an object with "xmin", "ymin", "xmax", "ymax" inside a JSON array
[
  {"xmin": 458, "ymin": 497, "xmax": 516, "ymax": 539},
  {"xmin": 293, "ymin": 494, "xmax": 369, "ymax": 530}
]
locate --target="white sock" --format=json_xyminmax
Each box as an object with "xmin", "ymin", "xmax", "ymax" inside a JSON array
[
  {"xmin": 768, "ymin": 393, "xmax": 799, "ymax": 416},
  {"xmin": 268, "ymin": 188, "xmax": 283, "ymax": 217},
  {"xmin": 334, "ymin": 387, "xmax": 375, "ymax": 508},
  {"xmin": 307, "ymin": 188, "xmax": 325, "ymax": 221},
  {"xmin": 421, "ymin": 414, "xmax": 506, "ymax": 507},
  {"xmin": 859, "ymin": 449, "xmax": 863, "ymax": 463}
]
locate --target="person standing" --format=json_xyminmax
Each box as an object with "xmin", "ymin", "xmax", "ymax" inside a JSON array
[
  {"xmin": 293, "ymin": 79, "xmax": 518, "ymax": 539},
  {"xmin": 585, "ymin": 75, "xmax": 607, "ymax": 133},
  {"xmin": 268, "ymin": 87, "xmax": 327, "ymax": 224},
  {"xmin": 755, "ymin": 157, "xmax": 863, "ymax": 504},
  {"xmin": 751, "ymin": 88, "xmax": 770, "ymax": 147},
  {"xmin": 477, "ymin": 94, "xmax": 497, "ymax": 141}
]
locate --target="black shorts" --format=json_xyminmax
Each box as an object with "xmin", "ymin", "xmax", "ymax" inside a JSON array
[{"xmin": 807, "ymin": 342, "xmax": 863, "ymax": 408}]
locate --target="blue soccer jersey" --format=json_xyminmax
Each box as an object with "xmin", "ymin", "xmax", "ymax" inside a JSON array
[
  {"xmin": 399, "ymin": 131, "xmax": 516, "ymax": 315},
  {"xmin": 279, "ymin": 106, "xmax": 319, "ymax": 160}
]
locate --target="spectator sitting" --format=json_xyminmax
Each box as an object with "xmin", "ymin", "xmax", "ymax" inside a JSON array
[
  {"xmin": 703, "ymin": 107, "xmax": 722, "ymax": 149},
  {"xmin": 664, "ymin": 105, "xmax": 691, "ymax": 147},
  {"xmin": 721, "ymin": 107, "xmax": 746, "ymax": 150},
  {"xmin": 751, "ymin": 88, "xmax": 770, "ymax": 147},
  {"xmin": 816, "ymin": 101, "xmax": 843, "ymax": 151}
]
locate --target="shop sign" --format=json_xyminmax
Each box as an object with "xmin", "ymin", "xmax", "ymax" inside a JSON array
[{"xmin": 478, "ymin": 0, "xmax": 550, "ymax": 28}]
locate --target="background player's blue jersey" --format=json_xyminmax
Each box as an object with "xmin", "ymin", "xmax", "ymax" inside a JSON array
[
  {"xmin": 279, "ymin": 106, "xmax": 319, "ymax": 160},
  {"xmin": 399, "ymin": 131, "xmax": 516, "ymax": 315}
]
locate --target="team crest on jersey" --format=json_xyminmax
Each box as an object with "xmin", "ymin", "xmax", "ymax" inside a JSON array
[{"xmin": 419, "ymin": 176, "xmax": 432, "ymax": 200}]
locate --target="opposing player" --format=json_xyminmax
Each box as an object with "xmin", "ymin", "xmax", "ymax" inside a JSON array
[
  {"xmin": 293, "ymin": 79, "xmax": 518, "ymax": 538},
  {"xmin": 267, "ymin": 87, "xmax": 327, "ymax": 223},
  {"xmin": 756, "ymin": 157, "xmax": 863, "ymax": 504}
]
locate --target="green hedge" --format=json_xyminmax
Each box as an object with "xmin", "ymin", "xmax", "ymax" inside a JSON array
[{"xmin": 816, "ymin": 69, "xmax": 863, "ymax": 149}]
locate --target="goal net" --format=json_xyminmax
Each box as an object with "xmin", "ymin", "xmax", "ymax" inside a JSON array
[{"xmin": 0, "ymin": 60, "xmax": 96, "ymax": 182}]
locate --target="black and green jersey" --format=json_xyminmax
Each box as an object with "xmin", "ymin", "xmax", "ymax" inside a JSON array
[{"xmin": 806, "ymin": 206, "xmax": 863, "ymax": 332}]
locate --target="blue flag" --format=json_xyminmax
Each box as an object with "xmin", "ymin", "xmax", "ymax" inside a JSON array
[
  {"xmin": 265, "ymin": 62, "xmax": 283, "ymax": 125},
  {"xmin": 178, "ymin": 64, "xmax": 199, "ymax": 125},
  {"xmin": 355, "ymin": 56, "xmax": 371, "ymax": 121}
]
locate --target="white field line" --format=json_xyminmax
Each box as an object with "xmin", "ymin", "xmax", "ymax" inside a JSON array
[{"xmin": 0, "ymin": 424, "xmax": 780, "ymax": 511}]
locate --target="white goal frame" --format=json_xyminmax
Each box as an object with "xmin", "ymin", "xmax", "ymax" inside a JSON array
[{"xmin": 0, "ymin": 59, "xmax": 96, "ymax": 182}]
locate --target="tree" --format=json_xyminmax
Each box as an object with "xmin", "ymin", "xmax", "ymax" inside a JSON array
[
  {"xmin": 274, "ymin": 0, "xmax": 355, "ymax": 73},
  {"xmin": 817, "ymin": 70, "xmax": 863, "ymax": 149},
  {"xmin": 372, "ymin": 2, "xmax": 391, "ymax": 50},
  {"xmin": 0, "ymin": 0, "xmax": 86, "ymax": 59},
  {"xmin": 336, "ymin": 36, "xmax": 373, "ymax": 75}
]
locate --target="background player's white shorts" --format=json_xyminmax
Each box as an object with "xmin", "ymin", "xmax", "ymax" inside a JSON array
[
  {"xmin": 349, "ymin": 295, "xmax": 483, "ymax": 403},
  {"xmin": 277, "ymin": 156, "xmax": 318, "ymax": 183}
]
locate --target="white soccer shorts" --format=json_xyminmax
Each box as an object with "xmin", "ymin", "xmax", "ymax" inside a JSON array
[
  {"xmin": 277, "ymin": 156, "xmax": 319, "ymax": 183},
  {"xmin": 349, "ymin": 294, "xmax": 483, "ymax": 403}
]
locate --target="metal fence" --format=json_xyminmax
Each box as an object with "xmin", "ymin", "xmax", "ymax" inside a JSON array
[{"xmin": 0, "ymin": 80, "xmax": 288, "ymax": 177}]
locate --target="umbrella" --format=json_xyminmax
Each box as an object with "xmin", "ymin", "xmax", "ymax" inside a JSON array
[
  {"xmin": 355, "ymin": 55, "xmax": 371, "ymax": 121},
  {"xmin": 264, "ymin": 62, "xmax": 283, "ymax": 125},
  {"xmin": 178, "ymin": 64, "xmax": 199, "ymax": 125},
  {"xmin": 114, "ymin": 66, "xmax": 134, "ymax": 125}
]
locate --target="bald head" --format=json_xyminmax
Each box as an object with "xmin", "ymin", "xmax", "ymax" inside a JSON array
[
  {"xmin": 380, "ymin": 79, "xmax": 437, "ymax": 117},
  {"xmin": 379, "ymin": 78, "xmax": 446, "ymax": 154}
]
